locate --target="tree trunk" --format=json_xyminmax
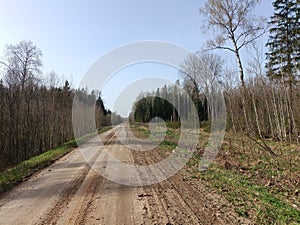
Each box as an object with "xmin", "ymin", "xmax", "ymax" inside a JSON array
[{"xmin": 232, "ymin": 37, "xmax": 250, "ymax": 134}]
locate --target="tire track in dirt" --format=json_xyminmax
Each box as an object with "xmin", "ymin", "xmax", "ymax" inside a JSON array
[
  {"xmin": 145, "ymin": 151, "xmax": 207, "ymax": 224},
  {"xmin": 141, "ymin": 183, "xmax": 170, "ymax": 224},
  {"xmin": 0, "ymin": 125, "xmax": 251, "ymax": 224},
  {"xmin": 81, "ymin": 128, "xmax": 146, "ymax": 225},
  {"xmin": 157, "ymin": 155, "xmax": 252, "ymax": 224},
  {"xmin": 38, "ymin": 164, "xmax": 90, "ymax": 225},
  {"xmin": 134, "ymin": 150, "xmax": 203, "ymax": 225},
  {"xmin": 134, "ymin": 146, "xmax": 252, "ymax": 225},
  {"xmin": 38, "ymin": 131, "xmax": 115, "ymax": 225},
  {"xmin": 56, "ymin": 170, "xmax": 104, "ymax": 225},
  {"xmin": 73, "ymin": 132, "xmax": 115, "ymax": 225}
]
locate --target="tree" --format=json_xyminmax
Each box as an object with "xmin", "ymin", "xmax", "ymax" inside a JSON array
[
  {"xmin": 200, "ymin": 0, "xmax": 266, "ymax": 86},
  {"xmin": 200, "ymin": 0, "xmax": 266, "ymax": 134},
  {"xmin": 1, "ymin": 40, "xmax": 42, "ymax": 89},
  {"xmin": 266, "ymin": 0, "xmax": 300, "ymax": 138},
  {"xmin": 180, "ymin": 52, "xmax": 223, "ymax": 121},
  {"xmin": 0, "ymin": 41, "xmax": 43, "ymax": 162},
  {"xmin": 132, "ymin": 84, "xmax": 207, "ymax": 124},
  {"xmin": 266, "ymin": 0, "xmax": 300, "ymax": 82},
  {"xmin": 180, "ymin": 53, "xmax": 201, "ymax": 101}
]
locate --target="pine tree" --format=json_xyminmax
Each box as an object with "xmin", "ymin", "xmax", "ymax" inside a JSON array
[
  {"xmin": 266, "ymin": 0, "xmax": 300, "ymax": 139},
  {"xmin": 266, "ymin": 0, "xmax": 300, "ymax": 82}
]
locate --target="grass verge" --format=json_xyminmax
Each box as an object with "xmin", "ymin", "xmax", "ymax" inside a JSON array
[
  {"xmin": 189, "ymin": 130, "xmax": 300, "ymax": 224},
  {"xmin": 0, "ymin": 127, "xmax": 111, "ymax": 194},
  {"xmin": 196, "ymin": 163, "xmax": 300, "ymax": 224},
  {"xmin": 0, "ymin": 140, "xmax": 77, "ymax": 194}
]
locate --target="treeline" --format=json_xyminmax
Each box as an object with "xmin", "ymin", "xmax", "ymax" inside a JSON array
[
  {"xmin": 179, "ymin": 50, "xmax": 300, "ymax": 143},
  {"xmin": 133, "ymin": 0, "xmax": 300, "ymax": 146},
  {"xmin": 224, "ymin": 76, "xmax": 300, "ymax": 142},
  {"xmin": 0, "ymin": 40, "xmax": 116, "ymax": 170},
  {"xmin": 132, "ymin": 53, "xmax": 300, "ymax": 143},
  {"xmin": 131, "ymin": 83, "xmax": 208, "ymax": 123},
  {"xmin": 198, "ymin": 0, "xmax": 300, "ymax": 143}
]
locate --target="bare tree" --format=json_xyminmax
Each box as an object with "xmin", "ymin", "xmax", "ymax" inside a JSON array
[
  {"xmin": 180, "ymin": 52, "xmax": 223, "ymax": 120},
  {"xmin": 200, "ymin": 0, "xmax": 266, "ymax": 134},
  {"xmin": 0, "ymin": 40, "xmax": 115, "ymax": 170},
  {"xmin": 222, "ymin": 66, "xmax": 239, "ymax": 134},
  {"xmin": 200, "ymin": 0, "xmax": 266, "ymax": 86},
  {"xmin": 180, "ymin": 53, "xmax": 202, "ymax": 100},
  {"xmin": 1, "ymin": 40, "xmax": 42, "ymax": 89},
  {"xmin": 180, "ymin": 52, "xmax": 223, "ymax": 95}
]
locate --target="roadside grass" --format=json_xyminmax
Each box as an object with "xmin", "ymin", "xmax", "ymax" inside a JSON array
[
  {"xmin": 159, "ymin": 129, "xmax": 180, "ymax": 151},
  {"xmin": 0, "ymin": 127, "xmax": 111, "ymax": 194},
  {"xmin": 187, "ymin": 131, "xmax": 300, "ymax": 224},
  {"xmin": 98, "ymin": 126, "xmax": 112, "ymax": 134},
  {"xmin": 195, "ymin": 162, "xmax": 300, "ymax": 224},
  {"xmin": 130, "ymin": 122, "xmax": 151, "ymax": 139},
  {"xmin": 130, "ymin": 122, "xmax": 179, "ymax": 151},
  {"xmin": 166, "ymin": 121, "xmax": 181, "ymax": 129},
  {"xmin": 221, "ymin": 133, "xmax": 300, "ymax": 205},
  {"xmin": 0, "ymin": 139, "xmax": 78, "ymax": 194}
]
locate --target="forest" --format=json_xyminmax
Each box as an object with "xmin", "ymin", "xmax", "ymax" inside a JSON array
[
  {"xmin": 0, "ymin": 40, "xmax": 118, "ymax": 171},
  {"xmin": 133, "ymin": 0, "xmax": 300, "ymax": 145}
]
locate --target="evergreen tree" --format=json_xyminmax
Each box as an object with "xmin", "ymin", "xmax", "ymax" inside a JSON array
[
  {"xmin": 266, "ymin": 0, "xmax": 300, "ymax": 82},
  {"xmin": 132, "ymin": 84, "xmax": 207, "ymax": 124}
]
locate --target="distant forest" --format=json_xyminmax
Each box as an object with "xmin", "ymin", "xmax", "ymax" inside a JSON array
[{"xmin": 131, "ymin": 83, "xmax": 208, "ymax": 123}]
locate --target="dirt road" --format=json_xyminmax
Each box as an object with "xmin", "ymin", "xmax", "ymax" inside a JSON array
[{"xmin": 0, "ymin": 126, "xmax": 249, "ymax": 225}]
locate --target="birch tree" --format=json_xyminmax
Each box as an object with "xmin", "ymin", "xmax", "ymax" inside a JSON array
[{"xmin": 200, "ymin": 0, "xmax": 266, "ymax": 133}]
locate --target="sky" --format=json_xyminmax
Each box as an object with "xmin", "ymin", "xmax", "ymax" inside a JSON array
[{"xmin": 0, "ymin": 0, "xmax": 273, "ymax": 116}]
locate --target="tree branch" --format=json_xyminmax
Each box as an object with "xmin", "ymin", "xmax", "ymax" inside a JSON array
[
  {"xmin": 204, "ymin": 45, "xmax": 236, "ymax": 53},
  {"xmin": 237, "ymin": 30, "xmax": 266, "ymax": 50}
]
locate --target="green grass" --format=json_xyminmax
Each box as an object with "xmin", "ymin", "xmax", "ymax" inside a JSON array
[
  {"xmin": 0, "ymin": 140, "xmax": 77, "ymax": 194},
  {"xmin": 156, "ymin": 126, "xmax": 300, "ymax": 223},
  {"xmin": 98, "ymin": 126, "xmax": 112, "ymax": 134},
  {"xmin": 197, "ymin": 163, "xmax": 300, "ymax": 224},
  {"xmin": 159, "ymin": 139, "xmax": 177, "ymax": 150},
  {"xmin": 130, "ymin": 123, "xmax": 151, "ymax": 139},
  {"xmin": 200, "ymin": 120, "xmax": 211, "ymax": 133},
  {"xmin": 185, "ymin": 129, "xmax": 300, "ymax": 224},
  {"xmin": 166, "ymin": 121, "xmax": 181, "ymax": 129},
  {"xmin": 0, "ymin": 127, "xmax": 112, "ymax": 194},
  {"xmin": 130, "ymin": 123, "xmax": 180, "ymax": 151}
]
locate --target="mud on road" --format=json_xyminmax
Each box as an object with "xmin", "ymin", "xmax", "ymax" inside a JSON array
[{"xmin": 0, "ymin": 126, "xmax": 251, "ymax": 225}]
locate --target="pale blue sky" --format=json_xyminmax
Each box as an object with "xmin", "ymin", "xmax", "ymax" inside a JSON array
[{"xmin": 0, "ymin": 0, "xmax": 273, "ymax": 116}]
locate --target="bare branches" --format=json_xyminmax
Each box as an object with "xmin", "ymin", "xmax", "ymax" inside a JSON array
[
  {"xmin": 205, "ymin": 44, "xmax": 236, "ymax": 53},
  {"xmin": 237, "ymin": 29, "xmax": 266, "ymax": 51},
  {"xmin": 200, "ymin": 0, "xmax": 266, "ymax": 139},
  {"xmin": 200, "ymin": 0, "xmax": 266, "ymax": 58},
  {"xmin": 1, "ymin": 40, "xmax": 42, "ymax": 88}
]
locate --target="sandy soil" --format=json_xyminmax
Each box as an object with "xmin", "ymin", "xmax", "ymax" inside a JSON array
[{"xmin": 0, "ymin": 126, "xmax": 251, "ymax": 225}]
